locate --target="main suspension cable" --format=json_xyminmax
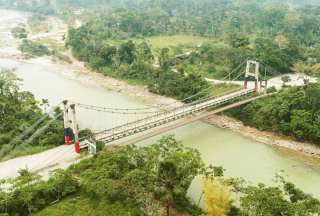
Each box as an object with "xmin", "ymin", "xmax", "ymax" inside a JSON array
[{"xmin": 72, "ymin": 60, "xmax": 248, "ymax": 113}]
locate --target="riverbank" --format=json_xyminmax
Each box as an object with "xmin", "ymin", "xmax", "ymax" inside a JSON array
[
  {"xmin": 46, "ymin": 25, "xmax": 320, "ymax": 159},
  {"xmin": 56, "ymin": 57, "xmax": 182, "ymax": 108},
  {"xmin": 53, "ymin": 54, "xmax": 320, "ymax": 158},
  {"xmin": 3, "ymin": 9, "xmax": 320, "ymax": 160},
  {"xmin": 62, "ymin": 53, "xmax": 320, "ymax": 159},
  {"xmin": 0, "ymin": 9, "xmax": 180, "ymax": 109},
  {"xmin": 203, "ymin": 115, "xmax": 320, "ymax": 159}
]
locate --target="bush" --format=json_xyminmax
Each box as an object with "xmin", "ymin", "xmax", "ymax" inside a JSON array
[
  {"xmin": 0, "ymin": 70, "xmax": 64, "ymax": 158},
  {"xmin": 267, "ymin": 86, "xmax": 277, "ymax": 93},
  {"xmin": 0, "ymin": 169, "xmax": 79, "ymax": 215},
  {"xmin": 11, "ymin": 26, "xmax": 27, "ymax": 39},
  {"xmin": 19, "ymin": 40, "xmax": 50, "ymax": 57},
  {"xmin": 281, "ymin": 75, "xmax": 291, "ymax": 83}
]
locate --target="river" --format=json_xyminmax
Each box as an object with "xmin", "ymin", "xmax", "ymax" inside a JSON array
[{"xmin": 1, "ymin": 9, "xmax": 320, "ymax": 200}]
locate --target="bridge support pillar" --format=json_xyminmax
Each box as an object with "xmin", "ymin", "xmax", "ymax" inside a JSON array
[
  {"xmin": 70, "ymin": 104, "xmax": 80, "ymax": 154},
  {"xmin": 63, "ymin": 100, "xmax": 71, "ymax": 145},
  {"xmin": 245, "ymin": 60, "xmax": 260, "ymax": 93}
]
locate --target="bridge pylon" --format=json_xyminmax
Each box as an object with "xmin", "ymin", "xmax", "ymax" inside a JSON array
[
  {"xmin": 244, "ymin": 60, "xmax": 261, "ymax": 93},
  {"xmin": 62, "ymin": 100, "xmax": 72, "ymax": 145},
  {"xmin": 62, "ymin": 102, "xmax": 97, "ymax": 154},
  {"xmin": 70, "ymin": 104, "xmax": 80, "ymax": 154}
]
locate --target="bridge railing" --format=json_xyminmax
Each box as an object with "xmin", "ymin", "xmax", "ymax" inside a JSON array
[
  {"xmin": 92, "ymin": 88, "xmax": 254, "ymax": 141},
  {"xmin": 92, "ymin": 93, "xmax": 221, "ymax": 140},
  {"xmin": 80, "ymin": 139, "xmax": 97, "ymax": 155},
  {"xmin": 95, "ymin": 89, "xmax": 255, "ymax": 143}
]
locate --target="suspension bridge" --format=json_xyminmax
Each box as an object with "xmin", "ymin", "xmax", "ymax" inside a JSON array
[{"xmin": 7, "ymin": 60, "xmax": 278, "ymax": 157}]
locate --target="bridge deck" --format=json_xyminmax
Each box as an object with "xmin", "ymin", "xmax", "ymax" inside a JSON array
[
  {"xmin": 116, "ymin": 93, "xmax": 270, "ymax": 146},
  {"xmin": 95, "ymin": 88, "xmax": 256, "ymax": 143}
]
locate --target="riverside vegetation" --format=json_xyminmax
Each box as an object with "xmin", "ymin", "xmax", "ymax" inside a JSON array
[
  {"xmin": 1, "ymin": 71, "xmax": 319, "ymax": 215},
  {"xmin": 1, "ymin": 0, "xmax": 320, "ymax": 215},
  {"xmin": 0, "ymin": 70, "xmax": 64, "ymax": 159},
  {"xmin": 64, "ymin": 0, "xmax": 320, "ymax": 144},
  {"xmin": 0, "ymin": 136, "xmax": 319, "ymax": 216},
  {"xmin": 229, "ymin": 83, "xmax": 320, "ymax": 145}
]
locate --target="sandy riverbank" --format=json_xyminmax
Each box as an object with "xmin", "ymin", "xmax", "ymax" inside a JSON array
[
  {"xmin": 56, "ymin": 58, "xmax": 181, "ymax": 108},
  {"xmin": 203, "ymin": 115, "xmax": 320, "ymax": 159},
  {"xmin": 0, "ymin": 9, "xmax": 180, "ymax": 108},
  {"xmin": 29, "ymin": 15, "xmax": 180, "ymax": 108}
]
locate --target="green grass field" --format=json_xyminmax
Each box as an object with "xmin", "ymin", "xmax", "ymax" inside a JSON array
[
  {"xmin": 108, "ymin": 35, "xmax": 213, "ymax": 54},
  {"xmin": 143, "ymin": 35, "xmax": 212, "ymax": 49}
]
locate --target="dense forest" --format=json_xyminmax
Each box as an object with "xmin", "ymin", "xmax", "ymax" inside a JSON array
[
  {"xmin": 229, "ymin": 83, "xmax": 320, "ymax": 144},
  {"xmin": 2, "ymin": 0, "xmax": 320, "ymax": 96},
  {"xmin": 0, "ymin": 70, "xmax": 64, "ymax": 159},
  {"xmin": 63, "ymin": 0, "xmax": 320, "ymax": 144},
  {"xmin": 3, "ymin": 0, "xmax": 320, "ymax": 94},
  {"xmin": 68, "ymin": 1, "xmax": 320, "ymax": 81},
  {"xmin": 1, "ymin": 136, "xmax": 319, "ymax": 216},
  {"xmin": 65, "ymin": 0, "xmax": 320, "ymax": 91}
]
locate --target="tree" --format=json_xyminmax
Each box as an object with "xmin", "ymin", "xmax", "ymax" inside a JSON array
[
  {"xmin": 76, "ymin": 135, "xmax": 204, "ymax": 215},
  {"xmin": 291, "ymin": 62, "xmax": 307, "ymax": 74},
  {"xmin": 159, "ymin": 48, "xmax": 171, "ymax": 70},
  {"xmin": 240, "ymin": 183, "xmax": 293, "ymax": 216},
  {"xmin": 229, "ymin": 83, "xmax": 320, "ymax": 143},
  {"xmin": 155, "ymin": 160, "xmax": 177, "ymax": 216},
  {"xmin": 11, "ymin": 169, "xmax": 42, "ymax": 215},
  {"xmin": 19, "ymin": 39, "xmax": 50, "ymax": 57},
  {"xmin": 281, "ymin": 75, "xmax": 291, "ymax": 84},
  {"xmin": 138, "ymin": 41, "xmax": 154, "ymax": 62},
  {"xmin": 118, "ymin": 40, "xmax": 136, "ymax": 65},
  {"xmin": 0, "ymin": 69, "xmax": 64, "ymax": 158},
  {"xmin": 203, "ymin": 178, "xmax": 232, "ymax": 216},
  {"xmin": 153, "ymin": 136, "xmax": 204, "ymax": 216},
  {"xmin": 238, "ymin": 180, "xmax": 320, "ymax": 216},
  {"xmin": 48, "ymin": 169, "xmax": 78, "ymax": 201},
  {"xmin": 11, "ymin": 25, "xmax": 28, "ymax": 39},
  {"xmin": 228, "ymin": 33, "xmax": 250, "ymax": 48}
]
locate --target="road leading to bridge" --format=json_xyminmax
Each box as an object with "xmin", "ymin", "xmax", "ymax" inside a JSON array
[{"xmin": 0, "ymin": 145, "xmax": 79, "ymax": 180}]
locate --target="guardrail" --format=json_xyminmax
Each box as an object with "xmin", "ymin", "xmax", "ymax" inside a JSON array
[{"xmin": 80, "ymin": 139, "xmax": 97, "ymax": 155}]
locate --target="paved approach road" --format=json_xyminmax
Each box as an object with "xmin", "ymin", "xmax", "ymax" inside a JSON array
[{"xmin": 0, "ymin": 145, "xmax": 79, "ymax": 180}]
